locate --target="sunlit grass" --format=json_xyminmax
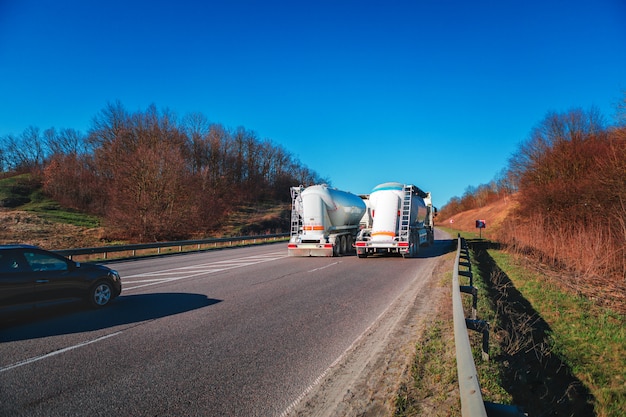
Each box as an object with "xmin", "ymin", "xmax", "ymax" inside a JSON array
[
  {"xmin": 0, "ymin": 174, "xmax": 101, "ymax": 228},
  {"xmin": 489, "ymin": 251, "xmax": 626, "ymax": 417}
]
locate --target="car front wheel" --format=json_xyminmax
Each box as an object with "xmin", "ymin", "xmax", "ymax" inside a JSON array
[{"xmin": 88, "ymin": 281, "xmax": 114, "ymax": 308}]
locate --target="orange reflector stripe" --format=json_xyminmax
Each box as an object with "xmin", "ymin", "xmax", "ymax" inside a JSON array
[
  {"xmin": 303, "ymin": 225, "xmax": 324, "ymax": 231},
  {"xmin": 371, "ymin": 231, "xmax": 396, "ymax": 238}
]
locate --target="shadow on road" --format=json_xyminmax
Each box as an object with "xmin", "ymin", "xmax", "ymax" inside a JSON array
[
  {"xmin": 0, "ymin": 293, "xmax": 222, "ymax": 342},
  {"xmin": 418, "ymin": 238, "xmax": 456, "ymax": 258},
  {"xmin": 356, "ymin": 238, "xmax": 456, "ymax": 260}
]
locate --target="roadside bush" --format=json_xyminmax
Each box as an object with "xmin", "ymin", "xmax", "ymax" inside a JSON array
[{"xmin": 500, "ymin": 109, "xmax": 625, "ymax": 293}]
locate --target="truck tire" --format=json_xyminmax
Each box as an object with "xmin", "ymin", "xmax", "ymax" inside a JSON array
[{"xmin": 340, "ymin": 235, "xmax": 347, "ymax": 255}]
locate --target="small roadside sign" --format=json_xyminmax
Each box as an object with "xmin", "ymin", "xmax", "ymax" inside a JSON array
[{"xmin": 475, "ymin": 219, "xmax": 486, "ymax": 238}]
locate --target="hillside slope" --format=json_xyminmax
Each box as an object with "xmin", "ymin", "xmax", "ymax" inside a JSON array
[
  {"xmin": 0, "ymin": 210, "xmax": 106, "ymax": 249},
  {"xmin": 437, "ymin": 195, "xmax": 518, "ymax": 238},
  {"xmin": 0, "ymin": 203, "xmax": 290, "ymax": 250}
]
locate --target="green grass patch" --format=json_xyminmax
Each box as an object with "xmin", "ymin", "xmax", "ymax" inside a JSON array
[
  {"xmin": 464, "ymin": 250, "xmax": 513, "ymax": 405},
  {"xmin": 23, "ymin": 200, "xmax": 101, "ymax": 228},
  {"xmin": 438, "ymin": 226, "xmax": 480, "ymax": 241},
  {"xmin": 0, "ymin": 174, "xmax": 101, "ymax": 228},
  {"xmin": 395, "ymin": 320, "xmax": 460, "ymax": 417},
  {"xmin": 488, "ymin": 251, "xmax": 626, "ymax": 417}
]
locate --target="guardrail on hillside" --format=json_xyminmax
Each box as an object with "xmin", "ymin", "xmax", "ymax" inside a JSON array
[
  {"xmin": 453, "ymin": 236, "xmax": 527, "ymax": 417},
  {"xmin": 54, "ymin": 233, "xmax": 289, "ymax": 261}
]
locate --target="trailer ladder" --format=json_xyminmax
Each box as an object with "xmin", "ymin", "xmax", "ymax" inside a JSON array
[
  {"xmin": 290, "ymin": 186, "xmax": 303, "ymax": 238},
  {"xmin": 398, "ymin": 184, "xmax": 412, "ymax": 242}
]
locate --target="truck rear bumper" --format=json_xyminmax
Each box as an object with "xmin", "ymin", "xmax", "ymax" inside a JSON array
[
  {"xmin": 355, "ymin": 242, "xmax": 409, "ymax": 256},
  {"xmin": 356, "ymin": 246, "xmax": 406, "ymax": 253},
  {"xmin": 288, "ymin": 244, "xmax": 334, "ymax": 257}
]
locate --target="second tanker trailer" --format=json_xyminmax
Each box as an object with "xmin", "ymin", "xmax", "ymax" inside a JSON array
[
  {"xmin": 355, "ymin": 182, "xmax": 435, "ymax": 258},
  {"xmin": 288, "ymin": 184, "xmax": 366, "ymax": 257}
]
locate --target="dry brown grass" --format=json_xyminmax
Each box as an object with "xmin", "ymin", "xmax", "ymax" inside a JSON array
[
  {"xmin": 0, "ymin": 210, "xmax": 106, "ymax": 249},
  {"xmin": 442, "ymin": 195, "xmax": 626, "ymax": 314}
]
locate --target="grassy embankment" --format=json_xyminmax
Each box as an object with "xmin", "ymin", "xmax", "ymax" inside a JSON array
[
  {"xmin": 0, "ymin": 174, "xmax": 100, "ymax": 227},
  {"xmin": 0, "ymin": 174, "xmax": 289, "ymax": 256},
  {"xmin": 484, "ymin": 245, "xmax": 626, "ymax": 417},
  {"xmin": 398, "ymin": 225, "xmax": 625, "ymax": 417}
]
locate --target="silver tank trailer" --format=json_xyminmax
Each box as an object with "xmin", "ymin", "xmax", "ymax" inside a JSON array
[
  {"xmin": 290, "ymin": 184, "xmax": 366, "ymax": 256},
  {"xmin": 369, "ymin": 182, "xmax": 427, "ymax": 241}
]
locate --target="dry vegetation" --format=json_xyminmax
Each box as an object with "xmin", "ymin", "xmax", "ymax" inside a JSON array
[
  {"xmin": 439, "ymin": 103, "xmax": 626, "ymax": 313},
  {"xmin": 0, "ymin": 210, "xmax": 105, "ymax": 249},
  {"xmin": 1, "ymin": 102, "xmax": 323, "ymax": 243}
]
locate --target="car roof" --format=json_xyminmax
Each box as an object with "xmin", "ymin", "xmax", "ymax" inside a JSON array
[{"xmin": 0, "ymin": 244, "xmax": 41, "ymax": 250}]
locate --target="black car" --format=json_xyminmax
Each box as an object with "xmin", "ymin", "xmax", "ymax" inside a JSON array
[{"xmin": 0, "ymin": 244, "xmax": 122, "ymax": 313}]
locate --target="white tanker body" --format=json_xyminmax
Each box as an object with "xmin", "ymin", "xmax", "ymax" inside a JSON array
[
  {"xmin": 288, "ymin": 184, "xmax": 366, "ymax": 257},
  {"xmin": 355, "ymin": 182, "xmax": 435, "ymax": 258}
]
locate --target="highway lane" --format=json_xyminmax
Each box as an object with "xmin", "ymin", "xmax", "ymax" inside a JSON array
[{"xmin": 0, "ymin": 233, "xmax": 453, "ymax": 416}]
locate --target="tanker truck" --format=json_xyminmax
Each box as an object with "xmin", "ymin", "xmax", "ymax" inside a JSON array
[
  {"xmin": 355, "ymin": 182, "xmax": 436, "ymax": 258},
  {"xmin": 288, "ymin": 184, "xmax": 366, "ymax": 257}
]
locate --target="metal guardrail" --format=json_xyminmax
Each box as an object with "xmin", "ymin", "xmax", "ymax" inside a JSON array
[
  {"xmin": 453, "ymin": 236, "xmax": 527, "ymax": 417},
  {"xmin": 54, "ymin": 233, "xmax": 289, "ymax": 261},
  {"xmin": 453, "ymin": 236, "xmax": 489, "ymax": 417}
]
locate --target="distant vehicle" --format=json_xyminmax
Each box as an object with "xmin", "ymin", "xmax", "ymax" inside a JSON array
[
  {"xmin": 0, "ymin": 245, "xmax": 122, "ymax": 313},
  {"xmin": 355, "ymin": 182, "xmax": 436, "ymax": 258},
  {"xmin": 288, "ymin": 184, "xmax": 366, "ymax": 256}
]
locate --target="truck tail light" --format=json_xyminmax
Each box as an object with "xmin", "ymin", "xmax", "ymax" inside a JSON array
[
  {"xmin": 398, "ymin": 242, "xmax": 409, "ymax": 247},
  {"xmin": 355, "ymin": 242, "xmax": 367, "ymax": 247}
]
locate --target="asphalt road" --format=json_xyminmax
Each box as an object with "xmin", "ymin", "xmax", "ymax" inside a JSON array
[{"xmin": 0, "ymin": 232, "xmax": 453, "ymax": 417}]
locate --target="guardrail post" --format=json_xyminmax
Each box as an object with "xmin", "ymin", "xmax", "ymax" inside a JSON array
[
  {"xmin": 466, "ymin": 319, "xmax": 490, "ymax": 361},
  {"xmin": 460, "ymin": 285, "xmax": 478, "ymax": 319}
]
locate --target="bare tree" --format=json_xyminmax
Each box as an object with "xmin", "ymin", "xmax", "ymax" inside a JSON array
[{"xmin": 1, "ymin": 126, "xmax": 47, "ymax": 172}]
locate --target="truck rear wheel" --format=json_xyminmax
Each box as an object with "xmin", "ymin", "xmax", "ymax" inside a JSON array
[{"xmin": 346, "ymin": 235, "xmax": 353, "ymax": 253}]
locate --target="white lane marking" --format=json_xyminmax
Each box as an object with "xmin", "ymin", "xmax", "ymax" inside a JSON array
[
  {"xmin": 307, "ymin": 261, "xmax": 340, "ymax": 273},
  {"xmin": 122, "ymin": 251, "xmax": 288, "ymax": 291},
  {"xmin": 1, "ymin": 252, "xmax": 288, "ymax": 372},
  {"xmin": 0, "ymin": 331, "xmax": 123, "ymax": 373}
]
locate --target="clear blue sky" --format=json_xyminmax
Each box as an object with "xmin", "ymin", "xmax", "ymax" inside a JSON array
[{"xmin": 1, "ymin": 0, "xmax": 625, "ymax": 208}]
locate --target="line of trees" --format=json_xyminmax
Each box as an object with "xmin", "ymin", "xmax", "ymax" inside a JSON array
[
  {"xmin": 0, "ymin": 102, "xmax": 326, "ymax": 241},
  {"xmin": 440, "ymin": 97, "xmax": 626, "ymax": 282}
]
